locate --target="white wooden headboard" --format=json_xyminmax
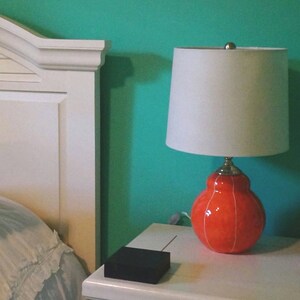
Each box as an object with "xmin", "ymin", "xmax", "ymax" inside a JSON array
[{"xmin": 0, "ymin": 16, "xmax": 110, "ymax": 273}]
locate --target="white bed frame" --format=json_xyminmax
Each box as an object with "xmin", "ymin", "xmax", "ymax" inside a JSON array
[{"xmin": 0, "ymin": 16, "xmax": 109, "ymax": 273}]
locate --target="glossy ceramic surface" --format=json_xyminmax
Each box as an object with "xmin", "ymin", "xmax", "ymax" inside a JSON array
[{"xmin": 191, "ymin": 172, "xmax": 265, "ymax": 253}]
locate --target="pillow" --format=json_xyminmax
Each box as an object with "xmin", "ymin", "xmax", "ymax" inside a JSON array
[{"xmin": 0, "ymin": 196, "xmax": 73, "ymax": 300}]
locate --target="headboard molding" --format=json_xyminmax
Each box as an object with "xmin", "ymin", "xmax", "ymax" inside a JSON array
[
  {"xmin": 0, "ymin": 15, "xmax": 110, "ymax": 273},
  {"xmin": 0, "ymin": 15, "xmax": 107, "ymax": 71}
]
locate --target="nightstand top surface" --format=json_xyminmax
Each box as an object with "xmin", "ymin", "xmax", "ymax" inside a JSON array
[{"xmin": 83, "ymin": 223, "xmax": 300, "ymax": 300}]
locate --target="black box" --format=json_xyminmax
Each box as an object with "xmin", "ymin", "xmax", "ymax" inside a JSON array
[{"xmin": 104, "ymin": 246, "xmax": 170, "ymax": 284}]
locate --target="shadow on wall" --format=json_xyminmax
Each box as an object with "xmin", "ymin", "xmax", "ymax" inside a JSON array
[
  {"xmin": 257, "ymin": 64, "xmax": 300, "ymax": 238},
  {"xmin": 285, "ymin": 65, "xmax": 300, "ymax": 174},
  {"xmin": 245, "ymin": 64, "xmax": 300, "ymax": 173},
  {"xmin": 275, "ymin": 64, "xmax": 300, "ymax": 237},
  {"xmin": 100, "ymin": 53, "xmax": 171, "ymax": 261},
  {"xmin": 264, "ymin": 64, "xmax": 300, "ymax": 176}
]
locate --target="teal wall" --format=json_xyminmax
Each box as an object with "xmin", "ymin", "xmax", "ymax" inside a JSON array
[{"xmin": 1, "ymin": 0, "xmax": 300, "ymax": 261}]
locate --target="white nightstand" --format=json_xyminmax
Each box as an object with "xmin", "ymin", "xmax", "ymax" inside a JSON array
[{"xmin": 82, "ymin": 223, "xmax": 300, "ymax": 300}]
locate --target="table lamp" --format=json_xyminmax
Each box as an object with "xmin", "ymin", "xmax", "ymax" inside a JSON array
[{"xmin": 166, "ymin": 43, "xmax": 289, "ymax": 253}]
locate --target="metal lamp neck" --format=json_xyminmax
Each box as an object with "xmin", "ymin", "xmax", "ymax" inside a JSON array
[{"xmin": 216, "ymin": 157, "xmax": 242, "ymax": 175}]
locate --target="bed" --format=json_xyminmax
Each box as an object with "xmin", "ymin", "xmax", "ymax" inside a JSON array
[{"xmin": 0, "ymin": 16, "xmax": 109, "ymax": 299}]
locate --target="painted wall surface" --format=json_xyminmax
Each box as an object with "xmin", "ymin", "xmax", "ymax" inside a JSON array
[{"xmin": 1, "ymin": 0, "xmax": 300, "ymax": 261}]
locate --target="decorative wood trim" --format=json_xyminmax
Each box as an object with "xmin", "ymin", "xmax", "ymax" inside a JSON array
[{"xmin": 0, "ymin": 15, "xmax": 110, "ymax": 71}]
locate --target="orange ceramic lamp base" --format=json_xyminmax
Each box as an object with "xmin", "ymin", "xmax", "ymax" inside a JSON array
[{"xmin": 191, "ymin": 161, "xmax": 265, "ymax": 253}]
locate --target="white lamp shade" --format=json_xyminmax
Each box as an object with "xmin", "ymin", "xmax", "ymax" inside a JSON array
[{"xmin": 166, "ymin": 46, "xmax": 289, "ymax": 157}]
